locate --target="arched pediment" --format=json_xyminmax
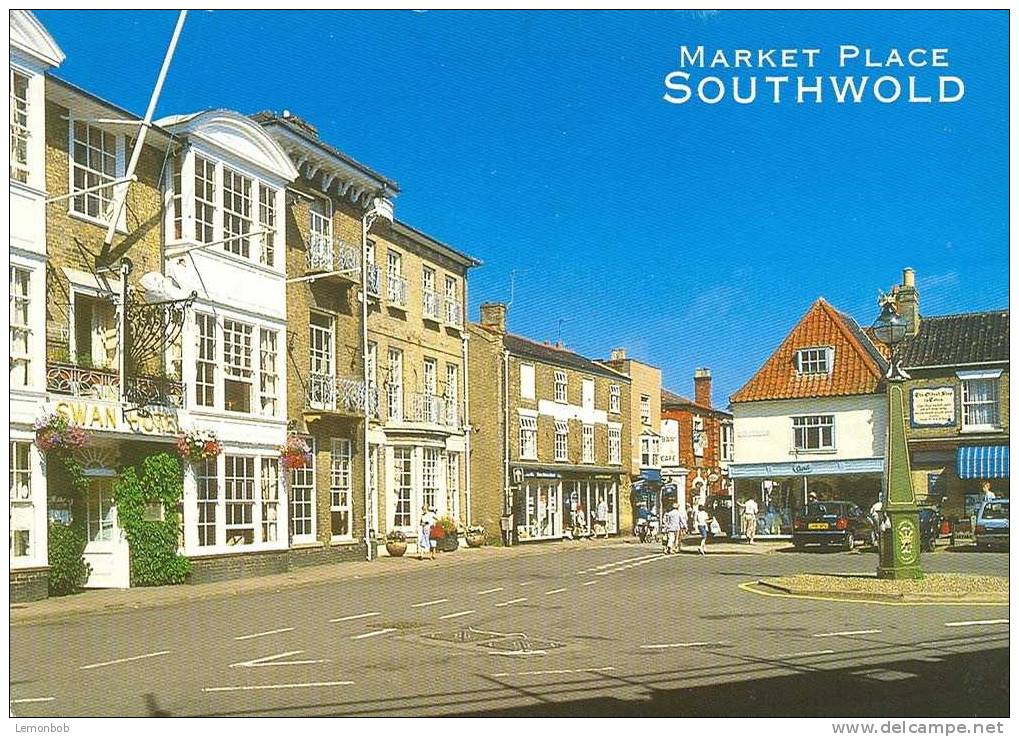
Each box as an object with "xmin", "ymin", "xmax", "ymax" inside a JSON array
[
  {"xmin": 157, "ymin": 109, "xmax": 299, "ymax": 182},
  {"xmin": 10, "ymin": 10, "xmax": 65, "ymax": 68}
]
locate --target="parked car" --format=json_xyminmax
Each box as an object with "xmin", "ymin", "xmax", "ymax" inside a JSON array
[
  {"xmin": 792, "ymin": 501, "xmax": 871, "ymax": 551},
  {"xmin": 974, "ymin": 499, "xmax": 1009, "ymax": 550}
]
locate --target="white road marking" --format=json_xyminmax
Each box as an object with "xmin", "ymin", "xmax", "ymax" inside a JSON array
[
  {"xmin": 495, "ymin": 597, "xmax": 528, "ymax": 607},
  {"xmin": 489, "ymin": 650, "xmax": 548, "ymax": 656},
  {"xmin": 476, "ymin": 587, "xmax": 504, "ymax": 595},
  {"xmin": 944, "ymin": 619, "xmax": 1009, "ymax": 627},
  {"xmin": 544, "ymin": 588, "xmax": 568, "ymax": 595},
  {"xmin": 439, "ymin": 610, "xmax": 476, "ymax": 620},
  {"xmin": 641, "ymin": 641, "xmax": 730, "ymax": 650},
  {"xmin": 581, "ymin": 581, "xmax": 598, "ymax": 586},
  {"xmin": 234, "ymin": 627, "xmax": 295, "ymax": 641},
  {"xmin": 203, "ymin": 681, "xmax": 354, "ymax": 693},
  {"xmin": 351, "ymin": 628, "xmax": 397, "ymax": 640},
  {"xmin": 80, "ymin": 650, "xmax": 171, "ymax": 670},
  {"xmin": 775, "ymin": 649, "xmax": 836, "ymax": 659},
  {"xmin": 10, "ymin": 697, "xmax": 55, "ymax": 704},
  {"xmin": 229, "ymin": 650, "xmax": 330, "ymax": 668},
  {"xmin": 330, "ymin": 611, "xmax": 381, "ymax": 623},
  {"xmin": 519, "ymin": 581, "xmax": 534, "ymax": 586},
  {"xmin": 813, "ymin": 629, "xmax": 882, "ymax": 638},
  {"xmin": 411, "ymin": 598, "xmax": 449, "ymax": 608},
  {"xmin": 491, "ymin": 667, "xmax": 615, "ymax": 677}
]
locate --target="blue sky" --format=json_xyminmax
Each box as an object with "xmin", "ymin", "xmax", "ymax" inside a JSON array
[{"xmin": 36, "ymin": 10, "xmax": 1009, "ymax": 404}]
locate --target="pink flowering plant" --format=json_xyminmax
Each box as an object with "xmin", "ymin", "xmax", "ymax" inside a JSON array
[
  {"xmin": 176, "ymin": 428, "xmax": 222, "ymax": 463},
  {"xmin": 33, "ymin": 412, "xmax": 90, "ymax": 454},
  {"xmin": 280, "ymin": 435, "xmax": 313, "ymax": 470}
]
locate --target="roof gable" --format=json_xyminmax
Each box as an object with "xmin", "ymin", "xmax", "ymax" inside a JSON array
[
  {"xmin": 10, "ymin": 10, "xmax": 65, "ymax": 68},
  {"xmin": 730, "ymin": 298, "xmax": 886, "ymax": 404},
  {"xmin": 499, "ymin": 332, "xmax": 628, "ymax": 381},
  {"xmin": 157, "ymin": 110, "xmax": 299, "ymax": 183}
]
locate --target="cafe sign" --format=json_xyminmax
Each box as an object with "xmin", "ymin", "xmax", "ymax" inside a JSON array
[
  {"xmin": 910, "ymin": 387, "xmax": 956, "ymax": 428},
  {"xmin": 52, "ymin": 399, "xmax": 180, "ymax": 437}
]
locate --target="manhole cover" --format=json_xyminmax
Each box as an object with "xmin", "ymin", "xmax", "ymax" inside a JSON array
[
  {"xmin": 480, "ymin": 635, "xmax": 564, "ymax": 653},
  {"xmin": 424, "ymin": 627, "xmax": 504, "ymax": 644}
]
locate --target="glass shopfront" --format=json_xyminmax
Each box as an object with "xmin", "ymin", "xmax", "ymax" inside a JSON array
[
  {"xmin": 735, "ymin": 474, "xmax": 883, "ymax": 538},
  {"xmin": 564, "ymin": 477, "xmax": 618, "ymax": 535},
  {"xmin": 516, "ymin": 480, "xmax": 560, "ymax": 541}
]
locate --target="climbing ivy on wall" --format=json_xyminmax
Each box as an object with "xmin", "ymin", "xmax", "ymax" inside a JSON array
[{"xmin": 113, "ymin": 452, "xmax": 190, "ymax": 586}]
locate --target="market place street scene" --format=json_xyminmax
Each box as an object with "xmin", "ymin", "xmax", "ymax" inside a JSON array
[{"xmin": 8, "ymin": 10, "xmax": 1009, "ymax": 720}]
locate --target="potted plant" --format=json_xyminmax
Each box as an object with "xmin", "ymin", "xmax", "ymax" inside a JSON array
[
  {"xmin": 385, "ymin": 530, "xmax": 408, "ymax": 557},
  {"xmin": 280, "ymin": 435, "xmax": 313, "ymax": 470},
  {"xmin": 437, "ymin": 516, "xmax": 460, "ymax": 552},
  {"xmin": 465, "ymin": 524, "xmax": 486, "ymax": 548},
  {"xmin": 34, "ymin": 412, "xmax": 90, "ymax": 454},
  {"xmin": 176, "ymin": 428, "xmax": 222, "ymax": 464}
]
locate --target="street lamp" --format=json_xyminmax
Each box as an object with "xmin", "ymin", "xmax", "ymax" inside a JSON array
[{"xmin": 871, "ymin": 295, "xmax": 923, "ymax": 580}]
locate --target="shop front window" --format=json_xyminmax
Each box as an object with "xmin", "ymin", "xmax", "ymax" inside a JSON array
[{"xmin": 519, "ymin": 481, "xmax": 559, "ymax": 540}]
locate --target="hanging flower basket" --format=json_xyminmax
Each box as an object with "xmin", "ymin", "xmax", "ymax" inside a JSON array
[
  {"xmin": 280, "ymin": 435, "xmax": 313, "ymax": 470},
  {"xmin": 176, "ymin": 428, "xmax": 222, "ymax": 464},
  {"xmin": 33, "ymin": 412, "xmax": 90, "ymax": 454}
]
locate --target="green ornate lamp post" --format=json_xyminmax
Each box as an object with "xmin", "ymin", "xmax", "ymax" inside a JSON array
[{"xmin": 871, "ymin": 296, "xmax": 923, "ymax": 580}]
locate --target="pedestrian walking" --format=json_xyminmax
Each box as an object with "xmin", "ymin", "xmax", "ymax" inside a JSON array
[
  {"xmin": 573, "ymin": 505, "xmax": 587, "ymax": 539},
  {"xmin": 695, "ymin": 504, "xmax": 710, "ymax": 555},
  {"xmin": 595, "ymin": 496, "xmax": 609, "ymax": 539},
  {"xmin": 418, "ymin": 505, "xmax": 437, "ymax": 560},
  {"xmin": 740, "ymin": 496, "xmax": 759, "ymax": 543},
  {"xmin": 662, "ymin": 503, "xmax": 682, "ymax": 554}
]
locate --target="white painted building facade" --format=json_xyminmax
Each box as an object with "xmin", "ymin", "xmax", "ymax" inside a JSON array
[{"xmin": 9, "ymin": 11, "xmax": 65, "ymax": 578}]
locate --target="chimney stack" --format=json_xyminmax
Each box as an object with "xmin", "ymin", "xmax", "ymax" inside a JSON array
[
  {"xmin": 893, "ymin": 267, "xmax": 920, "ymax": 336},
  {"xmin": 693, "ymin": 368, "xmax": 712, "ymax": 407},
  {"xmin": 610, "ymin": 348, "xmax": 627, "ymax": 361},
  {"xmin": 480, "ymin": 302, "xmax": 507, "ymax": 334}
]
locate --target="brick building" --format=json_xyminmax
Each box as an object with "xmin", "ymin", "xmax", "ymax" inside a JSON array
[
  {"xmin": 884, "ymin": 269, "xmax": 1009, "ymax": 521},
  {"xmin": 256, "ymin": 110, "xmax": 400, "ymax": 565},
  {"xmin": 599, "ymin": 348, "xmax": 662, "ymax": 534},
  {"xmin": 660, "ymin": 368, "xmax": 734, "ymax": 520},
  {"xmin": 468, "ymin": 304, "xmax": 630, "ymax": 543}
]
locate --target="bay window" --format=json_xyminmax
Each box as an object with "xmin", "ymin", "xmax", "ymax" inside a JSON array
[
  {"xmin": 446, "ymin": 452, "xmax": 460, "ymax": 520},
  {"xmin": 422, "ymin": 447, "xmax": 439, "ymax": 512},
  {"xmin": 259, "ymin": 185, "xmax": 277, "ymax": 267},
  {"xmin": 259, "ymin": 328, "xmax": 279, "ymax": 417},
  {"xmin": 223, "ymin": 319, "xmax": 254, "ymax": 413},
  {"xmin": 195, "ymin": 313, "xmax": 216, "ymax": 407},
  {"xmin": 9, "ymin": 441, "xmax": 33, "ymax": 560},
  {"xmin": 393, "ymin": 447, "xmax": 413, "ymax": 528},
  {"xmin": 195, "ymin": 458, "xmax": 218, "ymax": 547},
  {"xmin": 10, "ymin": 70, "xmax": 29, "ymax": 183},
  {"xmin": 222, "ymin": 167, "xmax": 252, "ymax": 258},
  {"xmin": 9, "ymin": 266, "xmax": 31, "ymax": 388},
  {"xmin": 260, "ymin": 458, "xmax": 280, "ymax": 543},
  {"xmin": 224, "ymin": 455, "xmax": 255, "ymax": 545},
  {"xmin": 194, "ymin": 156, "xmax": 216, "ymax": 244}
]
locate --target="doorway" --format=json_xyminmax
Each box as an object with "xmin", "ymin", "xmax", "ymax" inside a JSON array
[{"xmin": 82, "ymin": 477, "xmax": 130, "ymax": 588}]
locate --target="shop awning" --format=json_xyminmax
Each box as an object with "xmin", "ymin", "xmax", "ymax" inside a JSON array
[{"xmin": 956, "ymin": 445, "xmax": 1009, "ymax": 480}]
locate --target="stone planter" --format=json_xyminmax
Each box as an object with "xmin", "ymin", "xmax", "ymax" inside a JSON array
[
  {"xmin": 439, "ymin": 532, "xmax": 459, "ymax": 552},
  {"xmin": 385, "ymin": 541, "xmax": 407, "ymax": 557},
  {"xmin": 465, "ymin": 533, "xmax": 485, "ymax": 548}
]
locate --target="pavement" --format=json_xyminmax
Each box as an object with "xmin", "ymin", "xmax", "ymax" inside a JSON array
[
  {"xmin": 10, "ymin": 535, "xmax": 780, "ymax": 626},
  {"xmin": 9, "ymin": 537, "xmax": 1009, "ymax": 717}
]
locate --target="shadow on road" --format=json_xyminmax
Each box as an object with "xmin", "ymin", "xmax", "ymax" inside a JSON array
[{"xmin": 451, "ymin": 647, "xmax": 1009, "ymax": 718}]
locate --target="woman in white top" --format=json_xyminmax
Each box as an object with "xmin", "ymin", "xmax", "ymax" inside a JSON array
[
  {"xmin": 695, "ymin": 505, "xmax": 710, "ymax": 556},
  {"xmin": 418, "ymin": 506, "xmax": 437, "ymax": 560}
]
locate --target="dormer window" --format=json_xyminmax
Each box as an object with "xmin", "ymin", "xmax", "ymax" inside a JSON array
[{"xmin": 795, "ymin": 347, "xmax": 833, "ymax": 375}]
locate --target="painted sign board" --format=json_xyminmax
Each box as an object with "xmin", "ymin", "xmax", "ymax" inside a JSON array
[
  {"xmin": 50, "ymin": 399, "xmax": 180, "ymax": 437},
  {"xmin": 910, "ymin": 387, "xmax": 956, "ymax": 428}
]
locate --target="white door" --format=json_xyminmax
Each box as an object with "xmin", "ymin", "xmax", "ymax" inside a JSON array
[{"xmin": 83, "ymin": 477, "xmax": 130, "ymax": 588}]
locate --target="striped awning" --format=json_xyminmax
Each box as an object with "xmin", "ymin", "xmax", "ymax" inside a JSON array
[{"xmin": 956, "ymin": 445, "xmax": 1009, "ymax": 480}]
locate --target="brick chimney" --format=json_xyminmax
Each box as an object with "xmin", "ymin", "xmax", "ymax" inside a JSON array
[
  {"xmin": 610, "ymin": 348, "xmax": 627, "ymax": 361},
  {"xmin": 694, "ymin": 368, "xmax": 712, "ymax": 407},
  {"xmin": 480, "ymin": 302, "xmax": 507, "ymax": 334},
  {"xmin": 892, "ymin": 267, "xmax": 920, "ymax": 336}
]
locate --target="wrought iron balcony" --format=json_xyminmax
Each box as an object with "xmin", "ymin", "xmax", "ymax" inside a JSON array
[
  {"xmin": 46, "ymin": 362, "xmax": 185, "ymax": 409},
  {"xmin": 365, "ymin": 263, "xmax": 381, "ymax": 299},
  {"xmin": 387, "ymin": 273, "xmax": 408, "ymax": 308},
  {"xmin": 422, "ymin": 289, "xmax": 439, "ymax": 320},
  {"xmin": 306, "ymin": 372, "xmax": 370, "ymax": 415},
  {"xmin": 306, "ymin": 235, "xmax": 361, "ymax": 283},
  {"xmin": 444, "ymin": 298, "xmax": 463, "ymax": 329}
]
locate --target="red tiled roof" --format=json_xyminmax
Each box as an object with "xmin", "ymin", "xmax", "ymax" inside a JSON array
[
  {"xmin": 661, "ymin": 388, "xmax": 731, "ymax": 417},
  {"xmin": 730, "ymin": 298, "xmax": 886, "ymax": 404}
]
